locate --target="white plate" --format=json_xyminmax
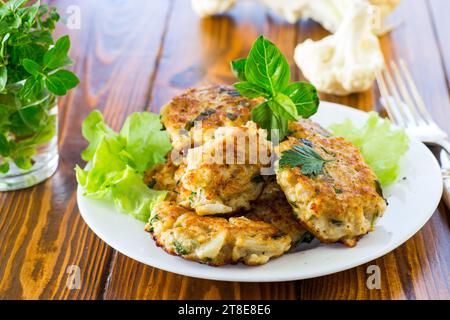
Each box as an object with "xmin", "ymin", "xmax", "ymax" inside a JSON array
[{"xmin": 77, "ymin": 102, "xmax": 443, "ymax": 282}]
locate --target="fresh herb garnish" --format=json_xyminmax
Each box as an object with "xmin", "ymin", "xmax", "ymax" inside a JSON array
[
  {"xmin": 279, "ymin": 145, "xmax": 331, "ymax": 177},
  {"xmin": 185, "ymin": 108, "xmax": 216, "ymax": 131},
  {"xmin": 147, "ymin": 178, "xmax": 157, "ymax": 189},
  {"xmin": 149, "ymin": 214, "xmax": 159, "ymax": 225},
  {"xmin": 0, "ymin": 0, "xmax": 79, "ymax": 98},
  {"xmin": 174, "ymin": 240, "xmax": 189, "ymax": 255},
  {"xmin": 300, "ymin": 138, "xmax": 313, "ymax": 148},
  {"xmin": 0, "ymin": 0, "xmax": 79, "ymax": 173},
  {"xmin": 334, "ymin": 187, "xmax": 343, "ymax": 194},
  {"xmin": 231, "ymin": 36, "xmax": 319, "ymax": 140},
  {"xmin": 271, "ymin": 232, "xmax": 286, "ymax": 240},
  {"xmin": 189, "ymin": 191, "xmax": 197, "ymax": 204},
  {"xmin": 330, "ymin": 219, "xmax": 344, "ymax": 226},
  {"xmin": 294, "ymin": 232, "xmax": 315, "ymax": 246}
]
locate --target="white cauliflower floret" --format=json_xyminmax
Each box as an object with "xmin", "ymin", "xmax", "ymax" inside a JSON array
[
  {"xmin": 191, "ymin": 0, "xmax": 237, "ymax": 17},
  {"xmin": 297, "ymin": 0, "xmax": 352, "ymax": 32},
  {"xmin": 260, "ymin": 0, "xmax": 400, "ymax": 34},
  {"xmin": 294, "ymin": 1, "xmax": 384, "ymax": 96},
  {"xmin": 303, "ymin": 0, "xmax": 401, "ymax": 33},
  {"xmin": 259, "ymin": 0, "xmax": 309, "ymax": 24},
  {"xmin": 369, "ymin": 0, "xmax": 401, "ymax": 21}
]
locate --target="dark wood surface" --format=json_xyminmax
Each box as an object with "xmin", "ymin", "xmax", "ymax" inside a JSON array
[{"xmin": 0, "ymin": 0, "xmax": 449, "ymax": 300}]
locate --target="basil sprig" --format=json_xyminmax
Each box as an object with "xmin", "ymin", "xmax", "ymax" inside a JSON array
[{"xmin": 231, "ymin": 36, "xmax": 319, "ymax": 140}]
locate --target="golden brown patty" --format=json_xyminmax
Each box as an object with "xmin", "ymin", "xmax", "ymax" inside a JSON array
[
  {"xmin": 146, "ymin": 202, "xmax": 291, "ymax": 266},
  {"xmin": 276, "ymin": 121, "xmax": 387, "ymax": 247},
  {"xmin": 288, "ymin": 119, "xmax": 332, "ymax": 138},
  {"xmin": 144, "ymin": 159, "xmax": 179, "ymax": 201},
  {"xmin": 176, "ymin": 122, "xmax": 272, "ymax": 215},
  {"xmin": 246, "ymin": 180, "xmax": 309, "ymax": 246},
  {"xmin": 160, "ymin": 85, "xmax": 263, "ymax": 157}
]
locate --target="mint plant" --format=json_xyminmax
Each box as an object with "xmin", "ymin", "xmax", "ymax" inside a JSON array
[{"xmin": 0, "ymin": 0, "xmax": 79, "ymax": 173}]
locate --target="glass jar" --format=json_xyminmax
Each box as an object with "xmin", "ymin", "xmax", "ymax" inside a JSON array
[{"xmin": 0, "ymin": 81, "xmax": 59, "ymax": 191}]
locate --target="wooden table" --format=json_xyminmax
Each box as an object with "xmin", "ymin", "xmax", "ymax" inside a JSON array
[{"xmin": 1, "ymin": 0, "xmax": 449, "ymax": 300}]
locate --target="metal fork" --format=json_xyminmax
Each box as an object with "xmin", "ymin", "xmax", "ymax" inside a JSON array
[{"xmin": 376, "ymin": 59, "xmax": 450, "ymax": 208}]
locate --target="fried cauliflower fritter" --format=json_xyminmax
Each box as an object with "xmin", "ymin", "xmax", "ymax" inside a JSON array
[
  {"xmin": 146, "ymin": 202, "xmax": 291, "ymax": 266},
  {"xmin": 144, "ymin": 159, "xmax": 179, "ymax": 201},
  {"xmin": 176, "ymin": 122, "xmax": 272, "ymax": 215},
  {"xmin": 246, "ymin": 179, "xmax": 309, "ymax": 246},
  {"xmin": 160, "ymin": 85, "xmax": 263, "ymax": 157},
  {"xmin": 276, "ymin": 121, "xmax": 387, "ymax": 247}
]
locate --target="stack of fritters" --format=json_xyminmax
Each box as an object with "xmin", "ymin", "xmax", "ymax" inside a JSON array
[{"xmin": 145, "ymin": 85, "xmax": 386, "ymax": 266}]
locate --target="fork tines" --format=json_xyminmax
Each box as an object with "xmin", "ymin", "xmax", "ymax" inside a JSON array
[{"xmin": 376, "ymin": 59, "xmax": 433, "ymax": 127}]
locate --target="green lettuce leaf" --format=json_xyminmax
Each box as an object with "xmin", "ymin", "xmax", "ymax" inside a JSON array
[
  {"xmin": 119, "ymin": 112, "xmax": 172, "ymax": 173},
  {"xmin": 330, "ymin": 112, "xmax": 409, "ymax": 186},
  {"xmin": 110, "ymin": 167, "xmax": 167, "ymax": 222},
  {"xmin": 76, "ymin": 110, "xmax": 172, "ymax": 221}
]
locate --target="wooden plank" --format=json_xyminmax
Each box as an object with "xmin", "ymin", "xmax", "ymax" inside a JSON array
[
  {"xmin": 104, "ymin": 0, "xmax": 450, "ymax": 300},
  {"xmin": 428, "ymin": 0, "xmax": 450, "ymax": 86},
  {"xmin": 0, "ymin": 0, "xmax": 171, "ymax": 299},
  {"xmin": 296, "ymin": 0, "xmax": 450, "ymax": 300},
  {"xmin": 103, "ymin": 0, "xmax": 302, "ymax": 300}
]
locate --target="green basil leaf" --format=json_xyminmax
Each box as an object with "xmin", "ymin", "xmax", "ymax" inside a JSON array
[
  {"xmin": 45, "ymin": 74, "xmax": 67, "ymax": 96},
  {"xmin": 231, "ymin": 58, "xmax": 247, "ymax": 81},
  {"xmin": 234, "ymin": 81, "xmax": 267, "ymax": 99},
  {"xmin": 0, "ymin": 66, "xmax": 7, "ymax": 91},
  {"xmin": 252, "ymin": 102, "xmax": 288, "ymax": 141},
  {"xmin": 245, "ymin": 36, "xmax": 290, "ymax": 96},
  {"xmin": 51, "ymin": 69, "xmax": 79, "ymax": 90},
  {"xmin": 268, "ymin": 93, "xmax": 298, "ymax": 121},
  {"xmin": 252, "ymin": 102, "xmax": 272, "ymax": 131},
  {"xmin": 43, "ymin": 35, "xmax": 70, "ymax": 70},
  {"xmin": 22, "ymin": 58, "xmax": 41, "ymax": 76},
  {"xmin": 283, "ymin": 82, "xmax": 319, "ymax": 118},
  {"xmin": 271, "ymin": 113, "xmax": 288, "ymax": 142}
]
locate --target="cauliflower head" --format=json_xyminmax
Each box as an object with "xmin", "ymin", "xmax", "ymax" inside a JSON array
[
  {"xmin": 191, "ymin": 0, "xmax": 237, "ymax": 17},
  {"xmin": 294, "ymin": 1, "xmax": 384, "ymax": 96},
  {"xmin": 259, "ymin": 0, "xmax": 309, "ymax": 24},
  {"xmin": 260, "ymin": 0, "xmax": 400, "ymax": 33},
  {"xmin": 369, "ymin": 0, "xmax": 401, "ymax": 20}
]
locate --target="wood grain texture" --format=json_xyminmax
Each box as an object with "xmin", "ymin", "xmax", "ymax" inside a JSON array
[
  {"xmin": 1, "ymin": 0, "xmax": 449, "ymax": 300},
  {"xmin": 104, "ymin": 0, "xmax": 299, "ymax": 300},
  {"xmin": 298, "ymin": 0, "xmax": 450, "ymax": 300},
  {"xmin": 0, "ymin": 0, "xmax": 171, "ymax": 299},
  {"xmin": 103, "ymin": 0, "xmax": 450, "ymax": 300}
]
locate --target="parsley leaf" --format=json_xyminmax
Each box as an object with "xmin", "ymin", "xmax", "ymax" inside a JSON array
[
  {"xmin": 231, "ymin": 36, "xmax": 319, "ymax": 141},
  {"xmin": 279, "ymin": 145, "xmax": 331, "ymax": 176}
]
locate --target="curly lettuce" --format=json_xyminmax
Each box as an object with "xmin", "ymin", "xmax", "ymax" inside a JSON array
[
  {"xmin": 76, "ymin": 110, "xmax": 172, "ymax": 221},
  {"xmin": 330, "ymin": 112, "xmax": 409, "ymax": 186}
]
